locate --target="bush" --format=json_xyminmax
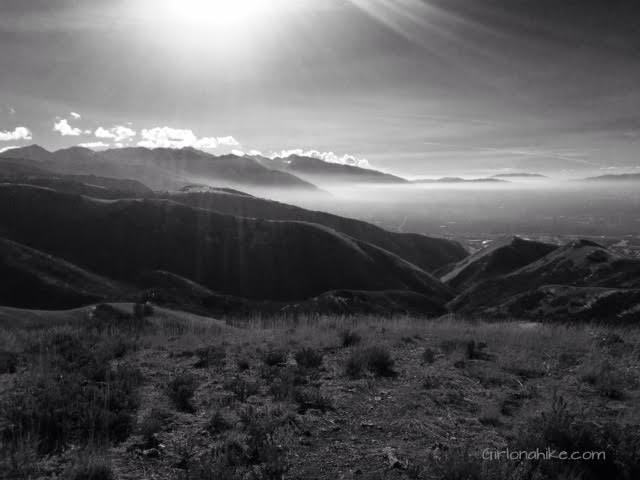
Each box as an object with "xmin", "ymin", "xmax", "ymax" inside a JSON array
[
  {"xmin": 268, "ymin": 367, "xmax": 306, "ymax": 401},
  {"xmin": 262, "ymin": 349, "xmax": 287, "ymax": 367},
  {"xmin": 0, "ymin": 350, "xmax": 18, "ymax": 374},
  {"xmin": 294, "ymin": 347, "xmax": 323, "ymax": 369},
  {"xmin": 364, "ymin": 345, "xmax": 396, "ymax": 377},
  {"xmin": 345, "ymin": 346, "xmax": 396, "ymax": 379},
  {"xmin": 223, "ymin": 375, "xmax": 259, "ymax": 402},
  {"xmin": 2, "ymin": 335, "xmax": 141, "ymax": 454},
  {"xmin": 345, "ymin": 352, "xmax": 366, "ymax": 379},
  {"xmin": 167, "ymin": 373, "xmax": 198, "ymax": 413},
  {"xmin": 421, "ymin": 347, "xmax": 436, "ymax": 364},
  {"xmin": 465, "ymin": 340, "xmax": 492, "ymax": 360},
  {"xmin": 580, "ymin": 360, "xmax": 627, "ymax": 399},
  {"xmin": 293, "ymin": 387, "xmax": 333, "ymax": 414},
  {"xmin": 340, "ymin": 330, "xmax": 361, "ymax": 347},
  {"xmin": 206, "ymin": 410, "xmax": 233, "ymax": 436},
  {"xmin": 194, "ymin": 345, "xmax": 226, "ymax": 369},
  {"xmin": 513, "ymin": 394, "xmax": 640, "ymax": 480},
  {"xmin": 236, "ymin": 357, "xmax": 250, "ymax": 371}
]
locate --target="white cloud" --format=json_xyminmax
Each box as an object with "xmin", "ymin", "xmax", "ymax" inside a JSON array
[
  {"xmin": 0, "ymin": 145, "xmax": 20, "ymax": 153},
  {"xmin": 79, "ymin": 141, "xmax": 109, "ymax": 149},
  {"xmin": 137, "ymin": 126, "xmax": 239, "ymax": 150},
  {"xmin": 233, "ymin": 149, "xmax": 264, "ymax": 157},
  {"xmin": 270, "ymin": 148, "xmax": 371, "ymax": 168},
  {"xmin": 95, "ymin": 125, "xmax": 136, "ymax": 142},
  {"xmin": 70, "ymin": 111, "xmax": 81, "ymax": 119},
  {"xmin": 0, "ymin": 126, "xmax": 32, "ymax": 141},
  {"xmin": 53, "ymin": 118, "xmax": 82, "ymax": 136},
  {"xmin": 216, "ymin": 136, "xmax": 240, "ymax": 147}
]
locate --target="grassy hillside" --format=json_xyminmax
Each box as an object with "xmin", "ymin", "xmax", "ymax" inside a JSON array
[
  {"xmin": 1, "ymin": 307, "xmax": 638, "ymax": 479},
  {"xmin": 0, "ymin": 237, "xmax": 130, "ymax": 309},
  {"xmin": 0, "ymin": 185, "xmax": 452, "ymax": 303},
  {"xmin": 450, "ymin": 239, "xmax": 640, "ymax": 315},
  {"xmin": 440, "ymin": 236, "xmax": 557, "ymax": 290},
  {"xmin": 165, "ymin": 189, "xmax": 468, "ymax": 272}
]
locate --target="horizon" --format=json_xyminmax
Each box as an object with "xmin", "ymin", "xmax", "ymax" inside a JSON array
[{"xmin": 2, "ymin": 0, "xmax": 640, "ymax": 178}]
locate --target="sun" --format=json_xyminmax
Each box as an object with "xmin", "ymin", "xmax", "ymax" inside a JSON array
[{"xmin": 162, "ymin": 0, "xmax": 271, "ymax": 28}]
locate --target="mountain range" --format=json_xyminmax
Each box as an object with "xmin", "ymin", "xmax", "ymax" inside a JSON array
[
  {"xmin": 1, "ymin": 145, "xmax": 413, "ymax": 194},
  {"xmin": 1, "ymin": 144, "xmax": 638, "ymax": 322}
]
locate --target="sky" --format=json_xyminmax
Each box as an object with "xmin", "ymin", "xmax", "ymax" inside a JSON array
[{"xmin": 1, "ymin": 0, "xmax": 639, "ymax": 177}]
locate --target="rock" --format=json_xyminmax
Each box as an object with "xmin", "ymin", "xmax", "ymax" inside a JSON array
[
  {"xmin": 142, "ymin": 448, "xmax": 161, "ymax": 458},
  {"xmin": 382, "ymin": 447, "xmax": 407, "ymax": 469}
]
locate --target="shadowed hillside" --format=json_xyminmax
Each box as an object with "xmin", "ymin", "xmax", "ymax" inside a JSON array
[
  {"xmin": 0, "ymin": 184, "xmax": 453, "ymax": 303},
  {"xmin": 164, "ymin": 188, "xmax": 467, "ymax": 272},
  {"xmin": 0, "ymin": 237, "xmax": 130, "ymax": 309}
]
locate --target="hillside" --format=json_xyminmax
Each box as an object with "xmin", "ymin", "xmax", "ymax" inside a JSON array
[
  {"xmin": 0, "ymin": 184, "xmax": 453, "ymax": 303},
  {"xmin": 163, "ymin": 188, "xmax": 468, "ymax": 272},
  {"xmin": 440, "ymin": 236, "xmax": 558, "ymax": 291},
  {"xmin": 486, "ymin": 285, "xmax": 640, "ymax": 323},
  {"xmin": 2, "ymin": 308, "xmax": 638, "ymax": 479},
  {"xmin": 256, "ymin": 154, "xmax": 408, "ymax": 185},
  {"xmin": 0, "ymin": 237, "xmax": 129, "ymax": 309},
  {"xmin": 449, "ymin": 239, "xmax": 640, "ymax": 314}
]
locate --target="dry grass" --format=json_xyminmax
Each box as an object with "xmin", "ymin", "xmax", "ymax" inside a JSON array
[{"xmin": 1, "ymin": 306, "xmax": 639, "ymax": 479}]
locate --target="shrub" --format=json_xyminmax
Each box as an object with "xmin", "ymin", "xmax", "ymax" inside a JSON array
[
  {"xmin": 236, "ymin": 357, "xmax": 250, "ymax": 371},
  {"xmin": 294, "ymin": 347, "xmax": 323, "ymax": 369},
  {"xmin": 65, "ymin": 456, "xmax": 114, "ymax": 480},
  {"xmin": 268, "ymin": 368, "xmax": 305, "ymax": 401},
  {"xmin": 421, "ymin": 347, "xmax": 436, "ymax": 364},
  {"xmin": 580, "ymin": 361, "xmax": 626, "ymax": 399},
  {"xmin": 345, "ymin": 346, "xmax": 396, "ymax": 378},
  {"xmin": 465, "ymin": 340, "xmax": 491, "ymax": 360},
  {"xmin": 167, "ymin": 373, "xmax": 198, "ymax": 413},
  {"xmin": 340, "ymin": 330, "xmax": 361, "ymax": 347},
  {"xmin": 262, "ymin": 349, "xmax": 287, "ymax": 367},
  {"xmin": 1, "ymin": 345, "xmax": 141, "ymax": 454},
  {"xmin": 512, "ymin": 394, "xmax": 640, "ymax": 480},
  {"xmin": 0, "ymin": 350, "xmax": 18, "ymax": 374},
  {"xmin": 206, "ymin": 410, "xmax": 233, "ymax": 436},
  {"xmin": 223, "ymin": 375, "xmax": 259, "ymax": 402},
  {"xmin": 292, "ymin": 387, "xmax": 333, "ymax": 414},
  {"xmin": 344, "ymin": 351, "xmax": 366, "ymax": 379},
  {"xmin": 364, "ymin": 346, "xmax": 396, "ymax": 377},
  {"xmin": 194, "ymin": 345, "xmax": 226, "ymax": 369}
]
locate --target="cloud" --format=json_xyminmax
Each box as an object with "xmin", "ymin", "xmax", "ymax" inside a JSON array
[
  {"xmin": 53, "ymin": 118, "xmax": 82, "ymax": 136},
  {"xmin": 9, "ymin": 107, "xmax": 16, "ymax": 115},
  {"xmin": 95, "ymin": 125, "xmax": 136, "ymax": 142},
  {"xmin": 0, "ymin": 145, "xmax": 20, "ymax": 153},
  {"xmin": 0, "ymin": 126, "xmax": 32, "ymax": 141},
  {"xmin": 270, "ymin": 149, "xmax": 372, "ymax": 168},
  {"xmin": 137, "ymin": 126, "xmax": 239, "ymax": 150},
  {"xmin": 70, "ymin": 112, "xmax": 82, "ymax": 120},
  {"xmin": 79, "ymin": 141, "xmax": 109, "ymax": 149}
]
